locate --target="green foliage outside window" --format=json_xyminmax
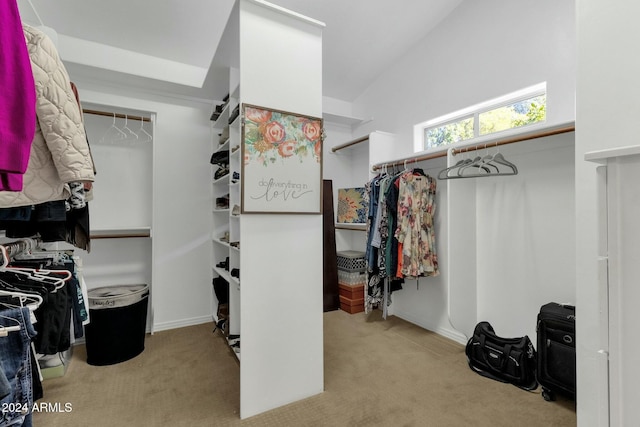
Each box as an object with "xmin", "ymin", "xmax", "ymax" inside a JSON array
[
  {"xmin": 480, "ymin": 95, "xmax": 546, "ymax": 135},
  {"xmin": 424, "ymin": 93, "xmax": 547, "ymax": 149},
  {"xmin": 426, "ymin": 117, "xmax": 474, "ymax": 148}
]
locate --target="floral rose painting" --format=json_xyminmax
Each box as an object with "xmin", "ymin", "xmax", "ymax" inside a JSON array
[
  {"xmin": 337, "ymin": 188, "xmax": 367, "ymax": 223},
  {"xmin": 243, "ymin": 105, "xmax": 323, "ymax": 167},
  {"xmin": 242, "ymin": 104, "xmax": 322, "ymax": 214}
]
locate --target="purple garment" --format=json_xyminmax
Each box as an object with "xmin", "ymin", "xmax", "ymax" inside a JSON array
[
  {"xmin": 0, "ymin": 172, "xmax": 23, "ymax": 191},
  {"xmin": 0, "ymin": 0, "xmax": 37, "ymax": 188}
]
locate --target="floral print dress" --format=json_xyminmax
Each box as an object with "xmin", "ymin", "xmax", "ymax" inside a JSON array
[{"xmin": 394, "ymin": 171, "xmax": 439, "ymax": 278}]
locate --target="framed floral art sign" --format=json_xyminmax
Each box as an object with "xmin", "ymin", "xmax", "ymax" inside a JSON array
[{"xmin": 241, "ymin": 104, "xmax": 323, "ymax": 214}]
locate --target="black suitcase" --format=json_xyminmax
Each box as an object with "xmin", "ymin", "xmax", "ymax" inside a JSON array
[{"xmin": 536, "ymin": 302, "xmax": 576, "ymax": 401}]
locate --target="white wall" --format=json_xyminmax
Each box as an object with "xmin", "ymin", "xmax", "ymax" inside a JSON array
[
  {"xmin": 67, "ymin": 111, "xmax": 154, "ymax": 328},
  {"xmin": 475, "ymin": 135, "xmax": 575, "ymax": 340},
  {"xmin": 347, "ymin": 0, "xmax": 577, "ymax": 343},
  {"xmin": 73, "ymin": 83, "xmax": 213, "ymax": 333},
  {"xmin": 352, "ymin": 0, "xmax": 575, "ymax": 151},
  {"xmin": 323, "ymin": 121, "xmax": 367, "ymax": 252},
  {"xmin": 83, "ymin": 112, "xmax": 153, "ymax": 231},
  {"xmin": 576, "ymin": 1, "xmax": 640, "ymax": 424}
]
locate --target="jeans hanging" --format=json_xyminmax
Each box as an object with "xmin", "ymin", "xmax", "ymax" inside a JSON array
[{"xmin": 0, "ymin": 307, "xmax": 36, "ymax": 427}]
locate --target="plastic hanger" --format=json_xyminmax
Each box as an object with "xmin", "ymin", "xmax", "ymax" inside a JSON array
[
  {"xmin": 437, "ymin": 147, "xmax": 469, "ymax": 179},
  {"xmin": 457, "ymin": 153, "xmax": 492, "ymax": 176},
  {"xmin": 0, "ymin": 289, "xmax": 43, "ymax": 311},
  {"xmin": 122, "ymin": 115, "xmax": 139, "ymax": 141},
  {"xmin": 136, "ymin": 117, "xmax": 152, "ymax": 143},
  {"xmin": 0, "ymin": 313, "xmax": 21, "ymax": 337},
  {"xmin": 437, "ymin": 144, "xmax": 518, "ymax": 179},
  {"xmin": 0, "ymin": 246, "xmax": 69, "ymax": 292},
  {"xmin": 99, "ymin": 113, "xmax": 127, "ymax": 144},
  {"xmin": 490, "ymin": 151, "xmax": 518, "ymax": 174},
  {"xmin": 14, "ymin": 249, "xmax": 69, "ymax": 265}
]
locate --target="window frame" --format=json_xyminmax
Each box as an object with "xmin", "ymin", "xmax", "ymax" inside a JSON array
[{"xmin": 415, "ymin": 82, "xmax": 547, "ymax": 152}]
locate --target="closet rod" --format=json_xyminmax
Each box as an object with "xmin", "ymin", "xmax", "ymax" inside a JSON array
[
  {"xmin": 451, "ymin": 123, "xmax": 575, "ymax": 155},
  {"xmin": 83, "ymin": 109, "xmax": 151, "ymax": 123},
  {"xmin": 371, "ymin": 150, "xmax": 446, "ymax": 171},
  {"xmin": 90, "ymin": 233, "xmax": 151, "ymax": 240},
  {"xmin": 371, "ymin": 122, "xmax": 575, "ymax": 171},
  {"xmin": 331, "ymin": 135, "xmax": 369, "ymax": 152}
]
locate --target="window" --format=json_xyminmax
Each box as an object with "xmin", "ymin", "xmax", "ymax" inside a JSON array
[
  {"xmin": 425, "ymin": 116, "xmax": 474, "ymax": 148},
  {"xmin": 417, "ymin": 83, "xmax": 547, "ymax": 151},
  {"xmin": 479, "ymin": 95, "xmax": 546, "ymax": 136}
]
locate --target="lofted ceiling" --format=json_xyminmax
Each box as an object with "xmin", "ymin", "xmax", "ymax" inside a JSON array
[{"xmin": 16, "ymin": 0, "xmax": 463, "ymax": 104}]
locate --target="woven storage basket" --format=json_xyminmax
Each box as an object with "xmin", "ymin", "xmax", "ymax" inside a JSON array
[{"xmin": 337, "ymin": 250, "xmax": 366, "ymax": 272}]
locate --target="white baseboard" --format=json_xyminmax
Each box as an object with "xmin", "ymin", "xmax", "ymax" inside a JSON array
[
  {"xmin": 72, "ymin": 315, "xmax": 213, "ymax": 345},
  {"xmin": 152, "ymin": 315, "xmax": 213, "ymax": 333},
  {"xmin": 393, "ymin": 310, "xmax": 468, "ymax": 345}
]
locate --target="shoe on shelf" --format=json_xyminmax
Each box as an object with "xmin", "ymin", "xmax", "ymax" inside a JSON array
[
  {"xmin": 231, "ymin": 268, "xmax": 240, "ymax": 279},
  {"xmin": 216, "ymin": 194, "xmax": 229, "ymax": 209},
  {"xmin": 210, "ymin": 151, "xmax": 229, "ymax": 166},
  {"xmin": 231, "ymin": 145, "xmax": 240, "ymax": 154},
  {"xmin": 230, "ymin": 241, "xmax": 240, "ymax": 249},
  {"xmin": 220, "ymin": 125, "xmax": 229, "ymax": 141},
  {"xmin": 220, "ymin": 231, "xmax": 230, "ymax": 242},
  {"xmin": 214, "ymin": 165, "xmax": 229, "ymax": 180},
  {"xmin": 231, "ymin": 205, "xmax": 241, "ymax": 216},
  {"xmin": 215, "ymin": 257, "xmax": 229, "ymax": 270},
  {"xmin": 229, "ymin": 106, "xmax": 240, "ymax": 124}
]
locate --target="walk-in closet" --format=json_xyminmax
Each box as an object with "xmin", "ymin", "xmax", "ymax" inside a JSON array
[{"xmin": 1, "ymin": 0, "xmax": 638, "ymax": 425}]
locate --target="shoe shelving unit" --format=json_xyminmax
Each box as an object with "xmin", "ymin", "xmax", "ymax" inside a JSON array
[
  {"xmin": 209, "ymin": 0, "xmax": 325, "ymax": 419},
  {"xmin": 211, "ymin": 69, "xmax": 241, "ymax": 359}
]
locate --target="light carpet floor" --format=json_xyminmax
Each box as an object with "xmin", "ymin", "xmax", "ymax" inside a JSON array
[{"xmin": 33, "ymin": 310, "xmax": 576, "ymax": 426}]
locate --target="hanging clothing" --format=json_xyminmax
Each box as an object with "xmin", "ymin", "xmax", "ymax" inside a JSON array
[
  {"xmin": 364, "ymin": 176, "xmax": 384, "ymax": 313},
  {"xmin": 394, "ymin": 170, "xmax": 439, "ymax": 278},
  {"xmin": 0, "ymin": 0, "xmax": 37, "ymax": 191},
  {"xmin": 0, "ymin": 24, "xmax": 94, "ymax": 209},
  {"xmin": 384, "ymin": 174, "xmax": 401, "ymax": 276},
  {"xmin": 0, "ymin": 307, "xmax": 37, "ymax": 427},
  {"xmin": 6, "ymin": 255, "xmax": 83, "ymax": 353}
]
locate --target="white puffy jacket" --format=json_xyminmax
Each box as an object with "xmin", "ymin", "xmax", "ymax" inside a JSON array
[{"xmin": 0, "ymin": 24, "xmax": 94, "ymax": 208}]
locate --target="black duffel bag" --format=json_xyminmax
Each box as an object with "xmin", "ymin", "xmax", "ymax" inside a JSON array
[{"xmin": 465, "ymin": 321, "xmax": 538, "ymax": 391}]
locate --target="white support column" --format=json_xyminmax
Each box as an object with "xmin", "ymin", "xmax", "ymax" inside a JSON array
[{"xmin": 238, "ymin": 0, "xmax": 325, "ymax": 419}]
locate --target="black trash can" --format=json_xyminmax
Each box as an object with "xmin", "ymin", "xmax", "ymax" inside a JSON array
[{"xmin": 85, "ymin": 284, "xmax": 149, "ymax": 366}]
